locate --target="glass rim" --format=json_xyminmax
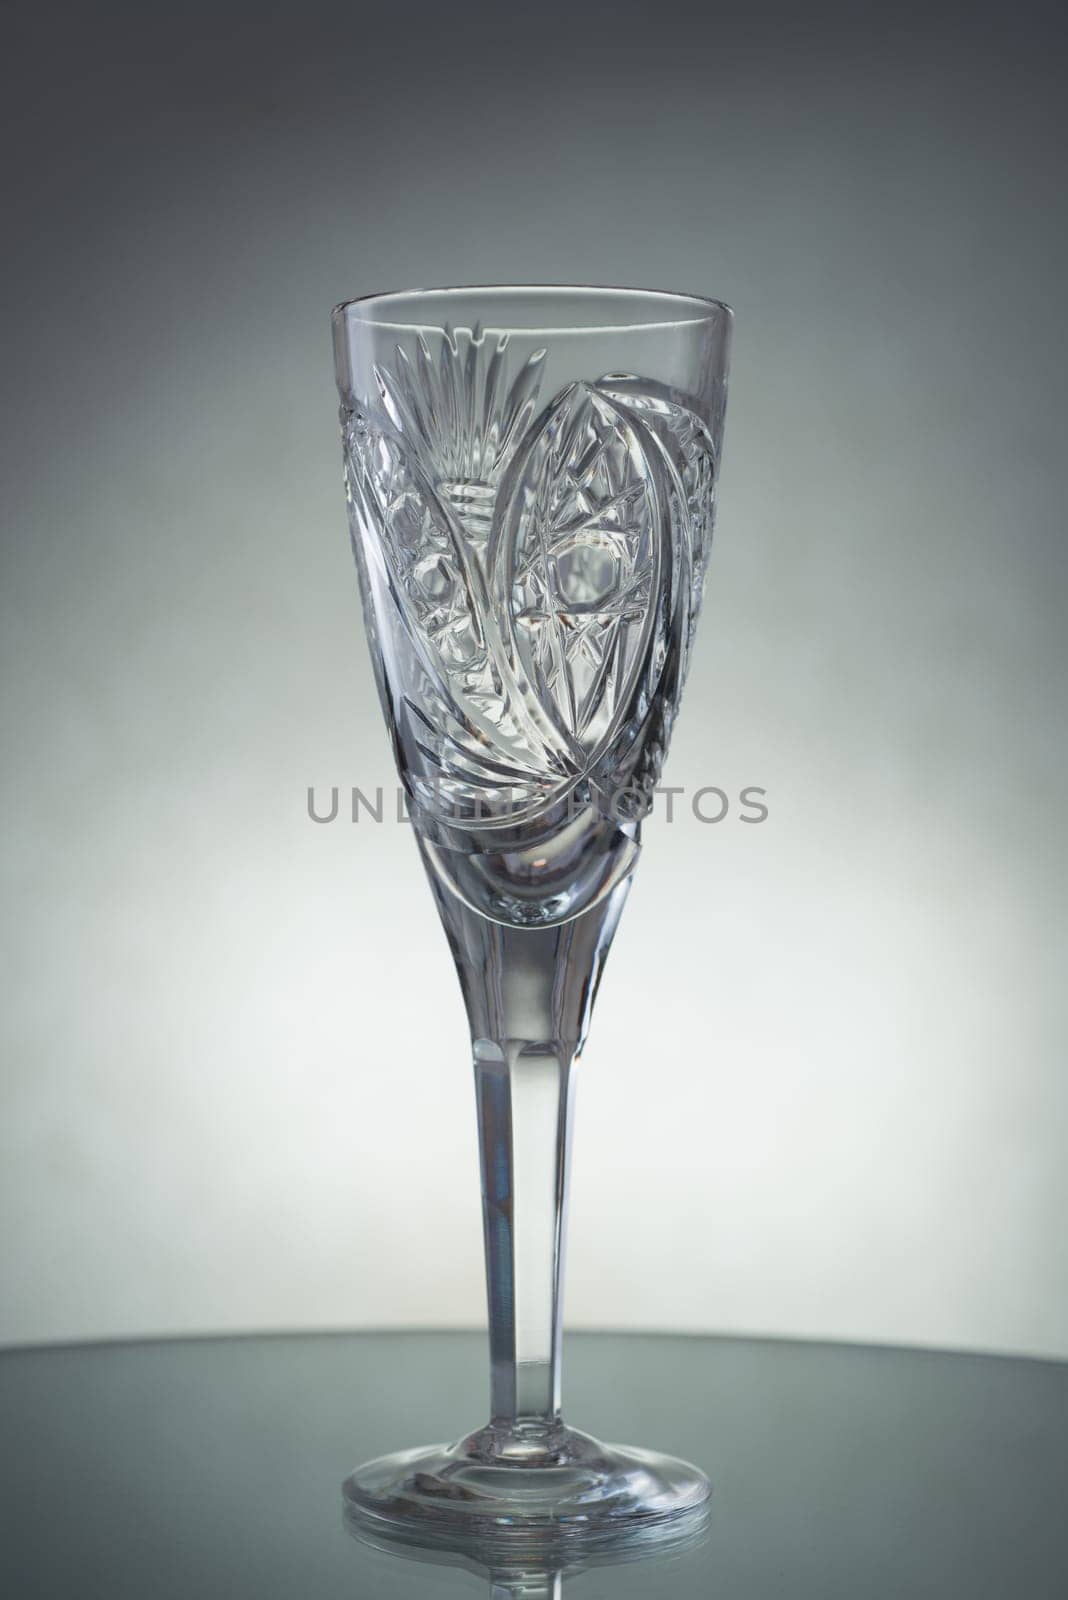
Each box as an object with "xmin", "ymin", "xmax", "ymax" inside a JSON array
[{"xmin": 332, "ymin": 283, "xmax": 733, "ymax": 335}]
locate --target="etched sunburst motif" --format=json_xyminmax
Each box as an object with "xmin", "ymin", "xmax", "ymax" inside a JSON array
[
  {"xmin": 372, "ymin": 325, "xmax": 546, "ymax": 547},
  {"xmin": 341, "ymin": 327, "xmax": 718, "ymax": 832}
]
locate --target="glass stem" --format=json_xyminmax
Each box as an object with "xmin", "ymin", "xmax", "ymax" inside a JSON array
[
  {"xmin": 420, "ymin": 845, "xmax": 631, "ymax": 1439},
  {"xmin": 475, "ymin": 1037, "xmax": 575, "ymax": 1425}
]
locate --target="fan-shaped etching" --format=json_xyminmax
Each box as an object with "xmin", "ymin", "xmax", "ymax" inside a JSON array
[{"xmin": 372, "ymin": 325, "xmax": 547, "ymax": 548}]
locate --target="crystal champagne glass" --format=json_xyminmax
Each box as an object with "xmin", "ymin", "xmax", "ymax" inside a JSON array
[{"xmin": 332, "ymin": 285, "xmax": 732, "ymax": 1544}]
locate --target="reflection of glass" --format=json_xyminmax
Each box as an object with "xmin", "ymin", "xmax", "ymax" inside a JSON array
[
  {"xmin": 333, "ymin": 286, "xmax": 732, "ymax": 1541},
  {"xmin": 345, "ymin": 1497, "xmax": 711, "ymax": 1599}
]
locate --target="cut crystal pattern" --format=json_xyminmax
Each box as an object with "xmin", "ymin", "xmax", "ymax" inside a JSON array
[
  {"xmin": 343, "ymin": 415, "xmax": 566, "ymax": 825},
  {"xmin": 341, "ymin": 328, "xmax": 720, "ymax": 831},
  {"xmin": 489, "ymin": 382, "xmax": 665, "ymax": 763},
  {"xmin": 597, "ymin": 375, "xmax": 720, "ymax": 684},
  {"xmin": 372, "ymin": 325, "xmax": 546, "ymax": 547}
]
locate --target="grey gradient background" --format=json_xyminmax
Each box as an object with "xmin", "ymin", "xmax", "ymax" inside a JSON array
[{"xmin": 2, "ymin": 0, "xmax": 1065, "ymax": 1355}]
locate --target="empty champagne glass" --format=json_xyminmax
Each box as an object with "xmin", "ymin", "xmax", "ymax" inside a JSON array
[{"xmin": 332, "ymin": 285, "xmax": 732, "ymax": 1544}]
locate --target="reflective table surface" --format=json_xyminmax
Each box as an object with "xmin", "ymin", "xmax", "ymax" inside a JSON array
[{"xmin": 3, "ymin": 1331, "xmax": 1066, "ymax": 1597}]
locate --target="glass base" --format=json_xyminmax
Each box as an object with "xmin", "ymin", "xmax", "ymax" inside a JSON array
[{"xmin": 342, "ymin": 1421, "xmax": 710, "ymax": 1550}]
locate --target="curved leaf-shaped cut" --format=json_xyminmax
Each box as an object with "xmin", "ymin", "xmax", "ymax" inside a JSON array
[
  {"xmin": 595, "ymin": 375, "xmax": 720, "ymax": 678},
  {"xmin": 345, "ymin": 413, "xmax": 488, "ymax": 699},
  {"xmin": 489, "ymin": 383, "xmax": 670, "ymax": 777},
  {"xmin": 342, "ymin": 409, "xmax": 569, "ymax": 826}
]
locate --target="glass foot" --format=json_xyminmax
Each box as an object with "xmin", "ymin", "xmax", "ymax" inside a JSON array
[{"xmin": 342, "ymin": 1421, "xmax": 710, "ymax": 1548}]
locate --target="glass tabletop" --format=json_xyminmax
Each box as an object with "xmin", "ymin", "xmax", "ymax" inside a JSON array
[{"xmin": 2, "ymin": 1331, "xmax": 1066, "ymax": 1597}]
